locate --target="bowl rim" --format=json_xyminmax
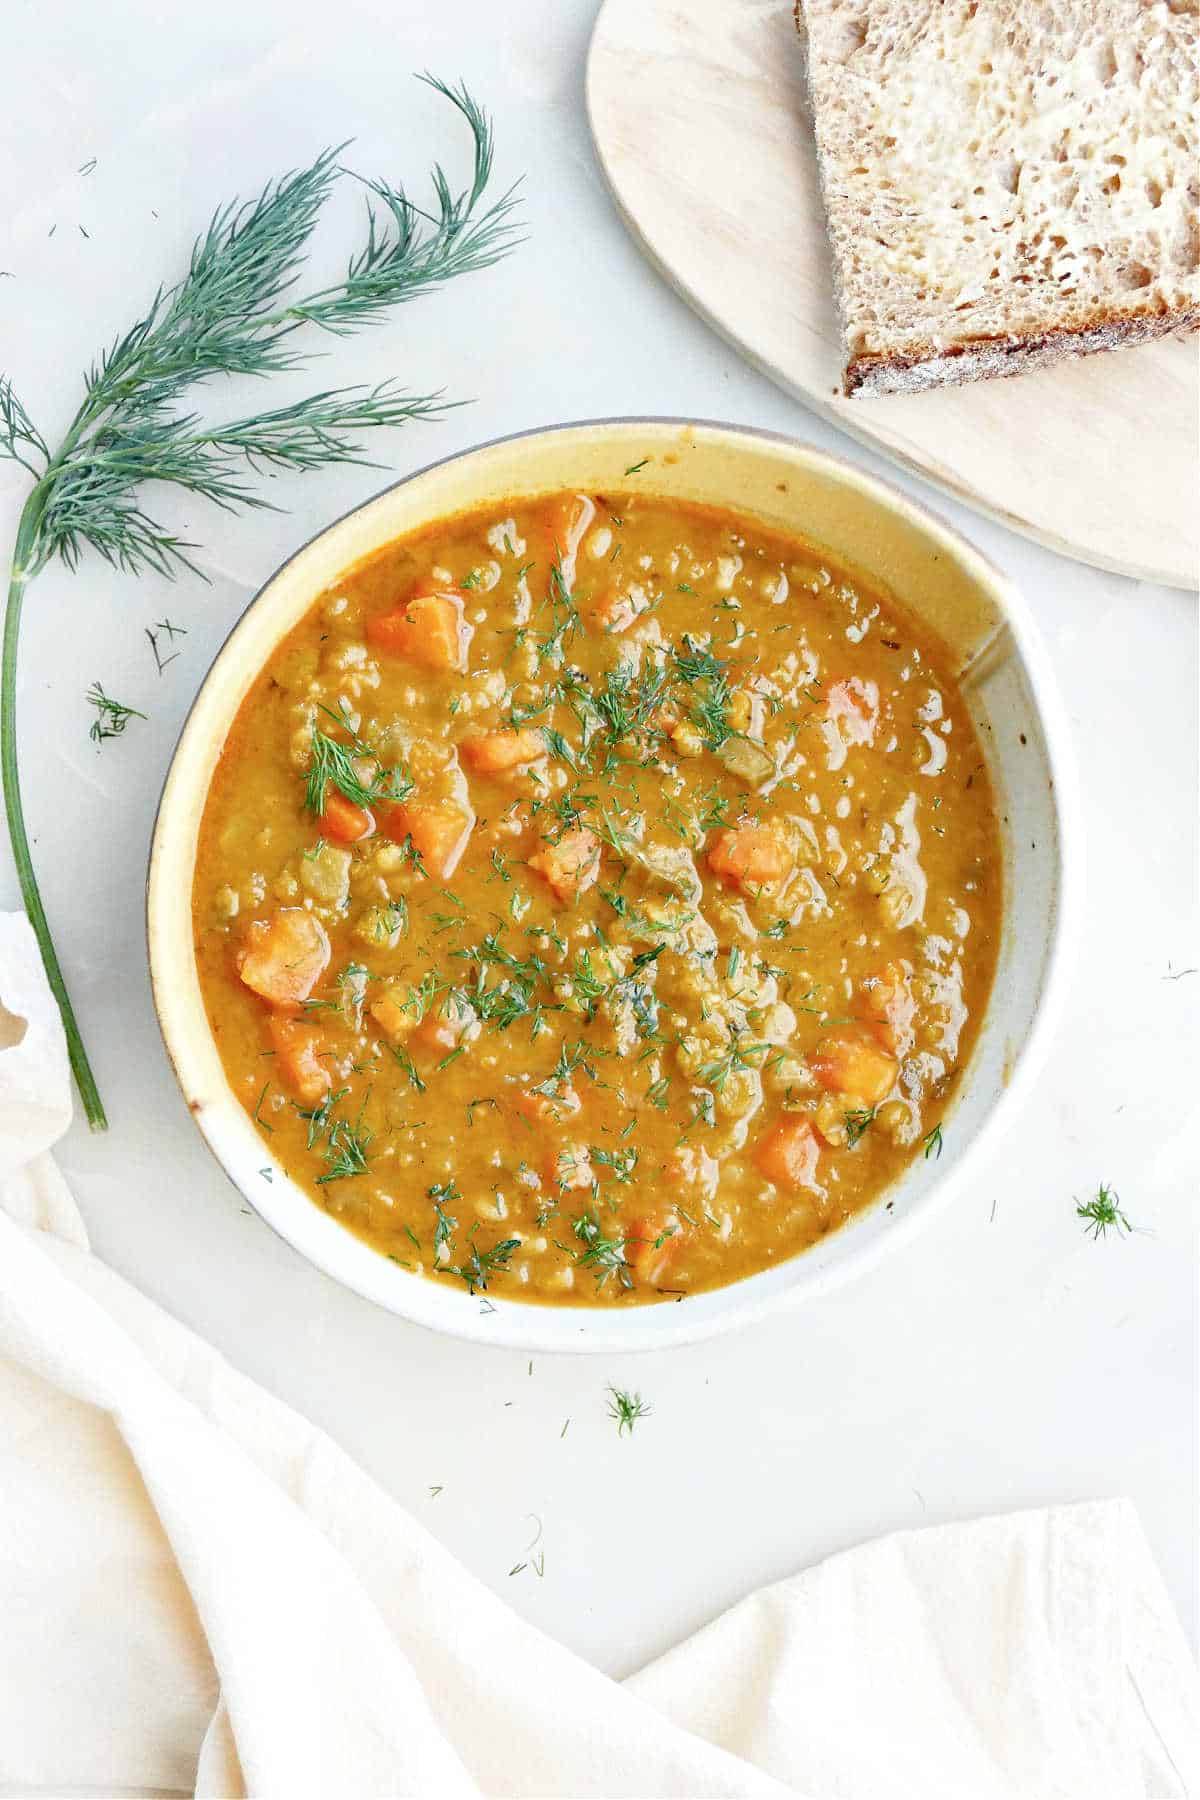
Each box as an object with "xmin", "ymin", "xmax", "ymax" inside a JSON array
[{"xmin": 147, "ymin": 414, "xmax": 1081, "ymax": 1353}]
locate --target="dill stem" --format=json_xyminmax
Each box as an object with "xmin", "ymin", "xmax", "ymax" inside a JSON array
[{"xmin": 2, "ymin": 488, "xmax": 108, "ymax": 1129}]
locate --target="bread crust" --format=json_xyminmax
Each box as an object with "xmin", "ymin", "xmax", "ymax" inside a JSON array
[{"xmin": 846, "ymin": 306, "xmax": 1200, "ymax": 398}]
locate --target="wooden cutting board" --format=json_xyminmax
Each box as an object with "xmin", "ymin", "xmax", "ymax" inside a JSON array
[{"xmin": 586, "ymin": 0, "xmax": 1198, "ymax": 589}]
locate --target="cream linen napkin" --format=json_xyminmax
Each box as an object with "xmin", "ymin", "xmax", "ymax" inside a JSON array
[{"xmin": 1, "ymin": 911, "xmax": 1197, "ymax": 1800}]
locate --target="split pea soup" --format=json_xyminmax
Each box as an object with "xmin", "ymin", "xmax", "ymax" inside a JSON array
[{"xmin": 193, "ymin": 490, "xmax": 1002, "ymax": 1306}]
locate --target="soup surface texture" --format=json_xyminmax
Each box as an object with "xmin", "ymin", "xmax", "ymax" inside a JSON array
[{"xmin": 194, "ymin": 491, "xmax": 1002, "ymax": 1306}]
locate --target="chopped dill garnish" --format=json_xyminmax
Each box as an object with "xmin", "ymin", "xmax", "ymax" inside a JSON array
[
  {"xmin": 1077, "ymin": 1183, "xmax": 1133, "ymax": 1239},
  {"xmin": 922, "ymin": 1123, "xmax": 944, "ymax": 1160},
  {"xmin": 440, "ymin": 1234, "xmax": 520, "ymax": 1294},
  {"xmin": 696, "ymin": 1033, "xmax": 769, "ymax": 1094},
  {"xmin": 86, "ymin": 682, "xmax": 145, "ymax": 744},
  {"xmin": 252, "ymin": 1081, "xmax": 273, "ymax": 1133},
  {"xmin": 607, "ymin": 1386, "xmax": 651, "ymax": 1435},
  {"xmin": 538, "ymin": 555, "xmax": 585, "ymax": 662},
  {"xmin": 623, "ymin": 457, "xmax": 650, "ymax": 475},
  {"xmin": 844, "ymin": 1107, "xmax": 875, "ymax": 1147},
  {"xmin": 671, "ymin": 638, "xmax": 736, "ymax": 749},
  {"xmin": 391, "ymin": 1044, "xmax": 426, "ymax": 1092},
  {"xmin": 590, "ymin": 1144, "xmax": 638, "ymax": 1183},
  {"xmin": 541, "ymin": 724, "xmax": 580, "ymax": 768},
  {"xmin": 296, "ymin": 1083, "xmax": 349, "ymax": 1150},
  {"xmin": 304, "ymin": 705, "xmax": 412, "ymax": 813},
  {"xmin": 571, "ymin": 1208, "xmax": 632, "ymax": 1289},
  {"xmin": 316, "ymin": 1104, "xmax": 373, "ymax": 1183}
]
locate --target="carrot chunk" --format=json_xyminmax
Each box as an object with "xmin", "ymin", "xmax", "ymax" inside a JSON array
[
  {"xmin": 706, "ymin": 821, "xmax": 790, "ymax": 891},
  {"xmin": 625, "ymin": 1210, "xmax": 684, "ymax": 1284},
  {"xmin": 460, "ymin": 728, "xmax": 546, "ymax": 774},
  {"xmin": 410, "ymin": 995, "xmax": 475, "ymax": 1058},
  {"xmin": 808, "ymin": 1029, "xmax": 898, "ymax": 1108},
  {"xmin": 369, "ymin": 990, "xmax": 411, "ymax": 1041},
  {"xmin": 318, "ymin": 791, "xmax": 375, "ymax": 843},
  {"xmin": 528, "ymin": 827, "xmax": 600, "ymax": 902},
  {"xmin": 753, "ymin": 1115, "xmax": 821, "ymax": 1191},
  {"xmin": 366, "ymin": 582, "xmax": 471, "ymax": 671},
  {"xmin": 267, "ymin": 1014, "xmax": 331, "ymax": 1107},
  {"xmin": 236, "ymin": 909, "xmax": 330, "ymax": 1009},
  {"xmin": 855, "ymin": 961, "xmax": 916, "ymax": 1056},
  {"xmin": 823, "ymin": 678, "xmax": 879, "ymax": 747},
  {"xmin": 590, "ymin": 585, "xmax": 646, "ymax": 635},
  {"xmin": 381, "ymin": 799, "xmax": 473, "ymax": 879}
]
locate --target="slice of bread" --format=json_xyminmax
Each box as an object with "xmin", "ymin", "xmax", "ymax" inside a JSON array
[{"xmin": 795, "ymin": 0, "xmax": 1200, "ymax": 397}]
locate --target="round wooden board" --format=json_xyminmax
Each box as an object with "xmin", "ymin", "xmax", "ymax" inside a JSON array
[{"xmin": 586, "ymin": 0, "xmax": 1198, "ymax": 589}]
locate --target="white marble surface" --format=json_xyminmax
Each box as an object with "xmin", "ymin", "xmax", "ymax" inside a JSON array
[{"xmin": 1, "ymin": 0, "xmax": 1195, "ymax": 1673}]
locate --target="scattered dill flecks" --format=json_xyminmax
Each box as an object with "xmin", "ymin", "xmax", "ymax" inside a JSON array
[
  {"xmin": 1077, "ymin": 1183, "xmax": 1133, "ymax": 1240},
  {"xmin": 607, "ymin": 1386, "xmax": 651, "ymax": 1436},
  {"xmin": 78, "ymin": 158, "xmax": 97, "ymax": 176},
  {"xmin": 428, "ymin": 1484, "xmax": 443, "ymax": 1497},
  {"xmin": 86, "ymin": 682, "xmax": 145, "ymax": 744},
  {"xmin": 623, "ymin": 457, "xmax": 649, "ymax": 475},
  {"xmin": 922, "ymin": 1123, "xmax": 943, "ymax": 1160},
  {"xmin": 252, "ymin": 1082, "xmax": 273, "ymax": 1134},
  {"xmin": 145, "ymin": 617, "xmax": 187, "ymax": 674}
]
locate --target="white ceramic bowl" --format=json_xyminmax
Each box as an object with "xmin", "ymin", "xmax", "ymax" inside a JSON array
[{"xmin": 148, "ymin": 419, "xmax": 1077, "ymax": 1352}]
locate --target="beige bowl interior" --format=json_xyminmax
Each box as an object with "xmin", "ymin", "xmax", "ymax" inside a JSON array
[{"xmin": 148, "ymin": 419, "xmax": 1074, "ymax": 1352}]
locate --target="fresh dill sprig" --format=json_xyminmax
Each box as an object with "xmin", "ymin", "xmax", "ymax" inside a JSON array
[
  {"xmin": 1077, "ymin": 1183, "xmax": 1132, "ymax": 1240},
  {"xmin": 86, "ymin": 682, "xmax": 145, "ymax": 745},
  {"xmin": 0, "ymin": 75, "xmax": 521, "ymax": 1128},
  {"xmin": 607, "ymin": 1386, "xmax": 651, "ymax": 1435}
]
